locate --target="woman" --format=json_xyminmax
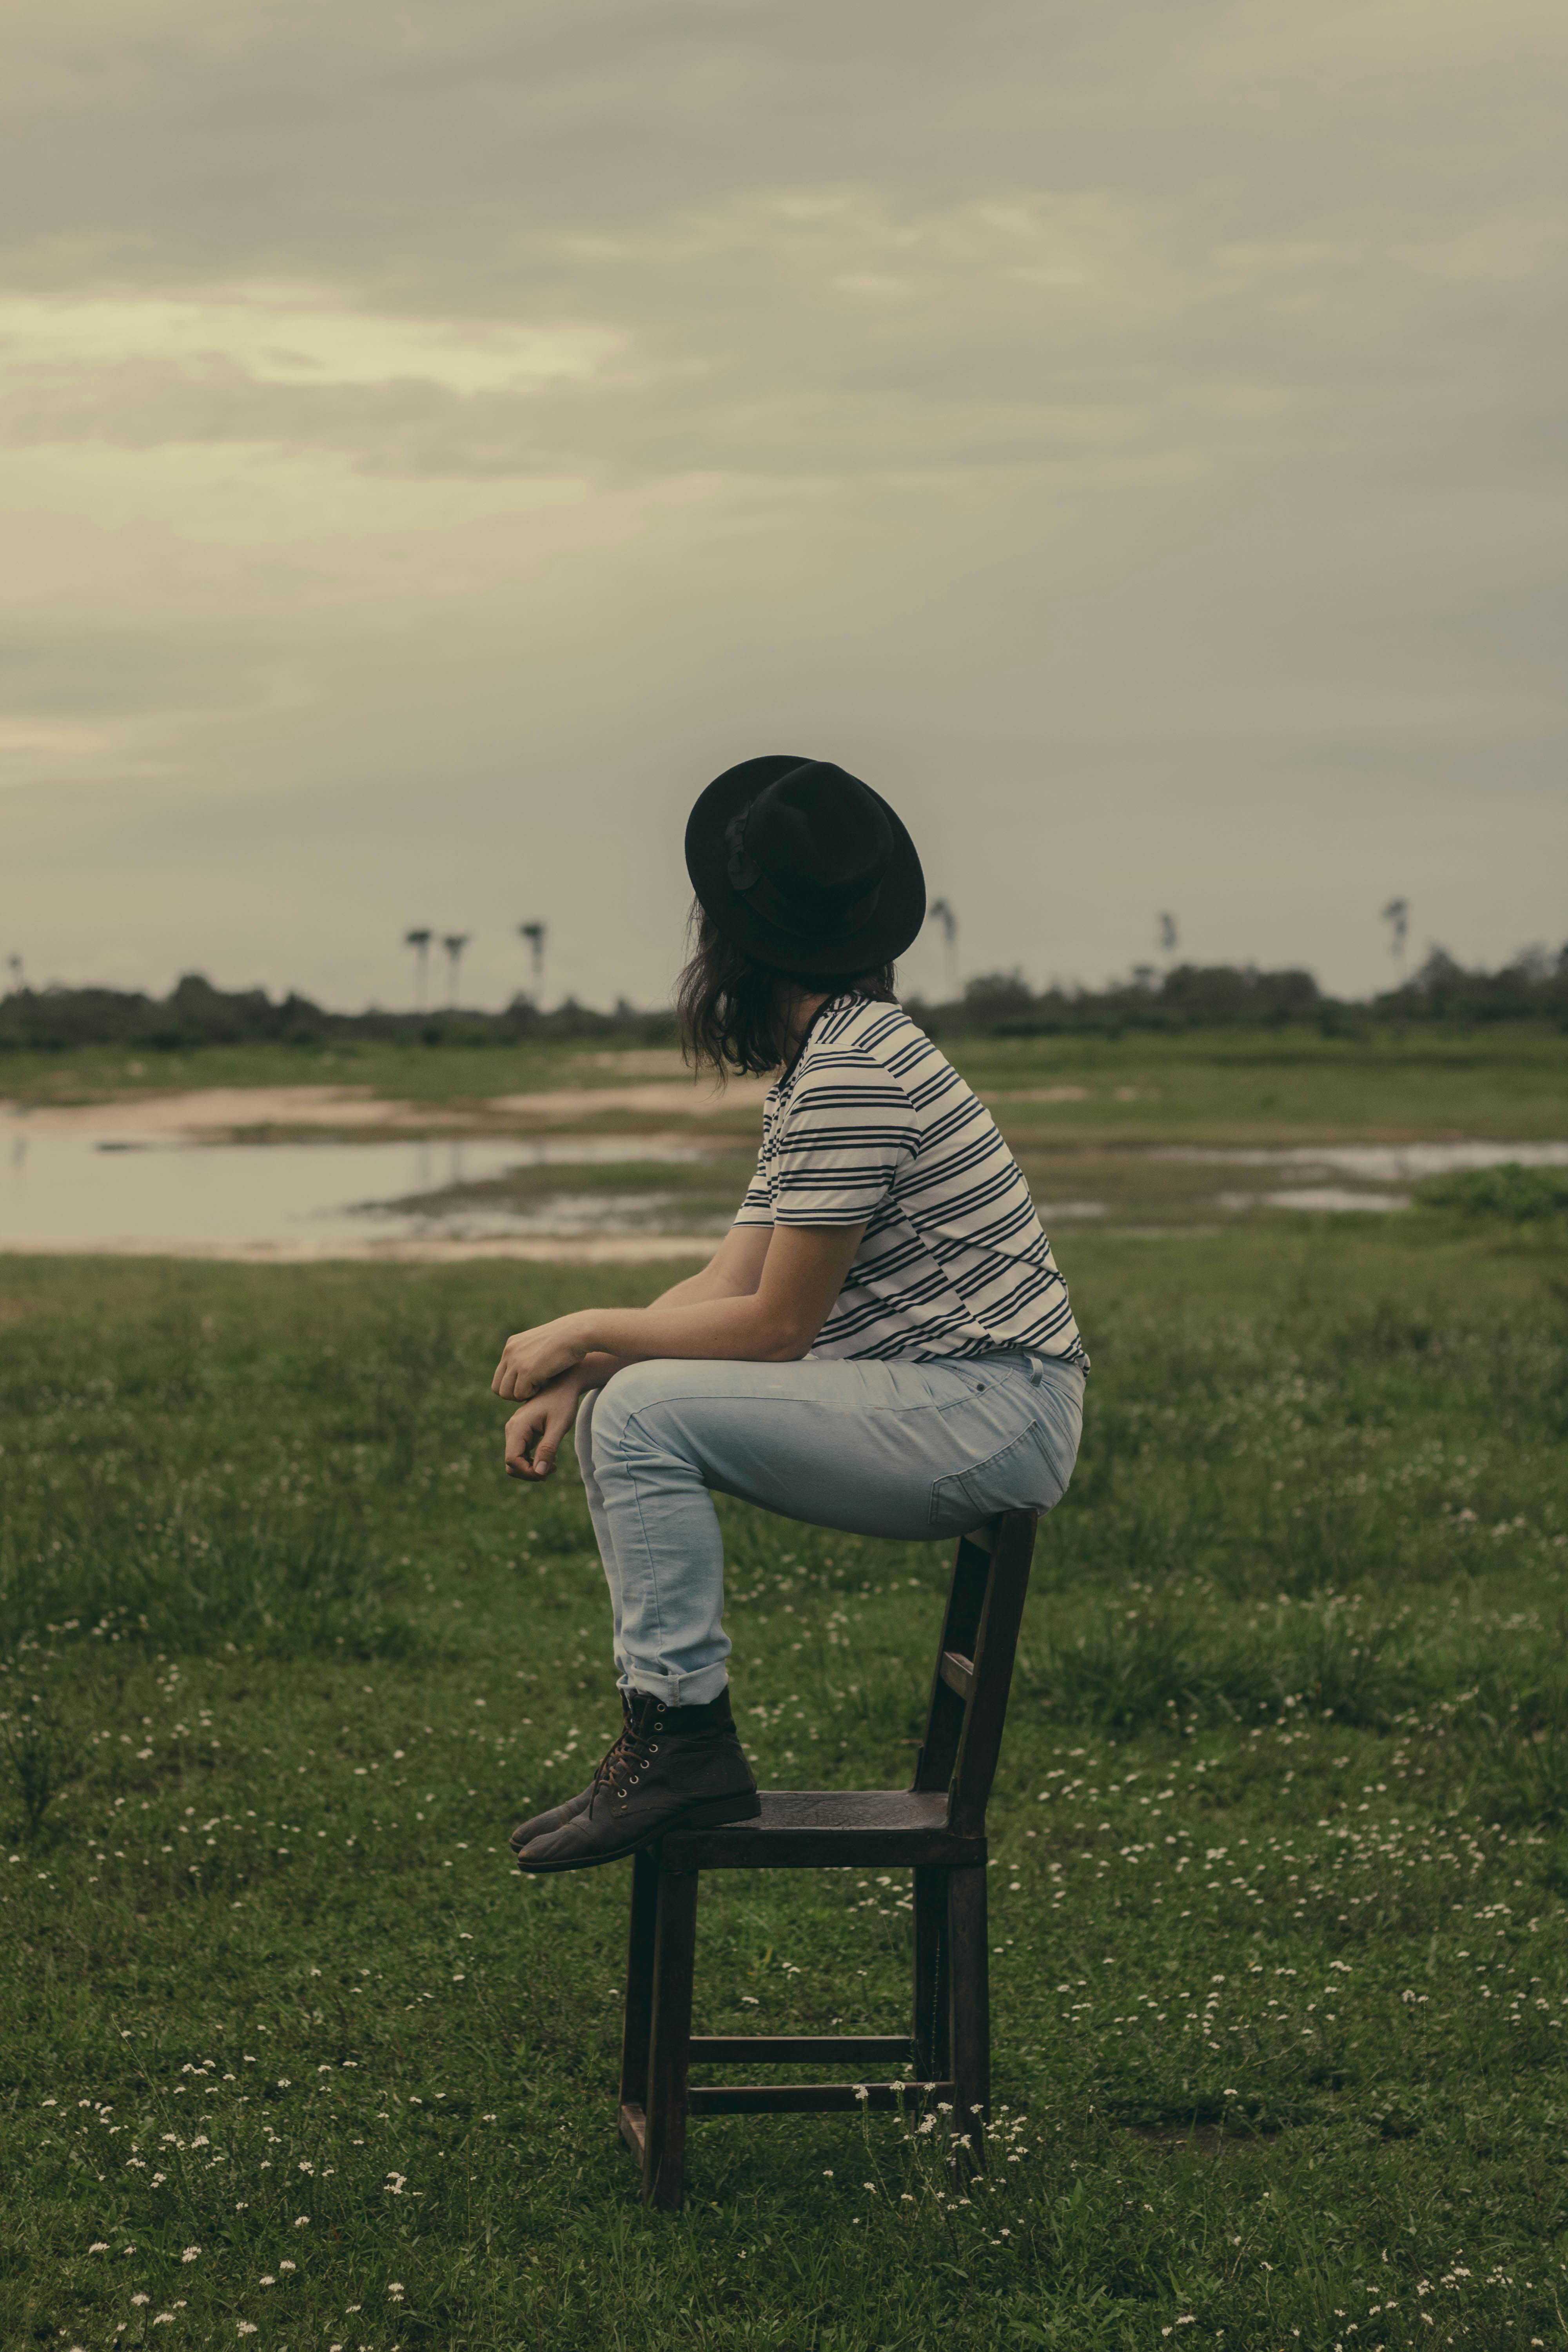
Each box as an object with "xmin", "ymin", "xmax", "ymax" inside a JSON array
[{"xmin": 495, "ymin": 755, "xmax": 1086, "ymax": 1872}]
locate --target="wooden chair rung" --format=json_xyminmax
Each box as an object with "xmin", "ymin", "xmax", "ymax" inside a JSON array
[
  {"xmin": 689, "ymin": 2033, "xmax": 911, "ymax": 2065},
  {"xmin": 938, "ymin": 1648, "xmax": 974, "ymax": 1699}
]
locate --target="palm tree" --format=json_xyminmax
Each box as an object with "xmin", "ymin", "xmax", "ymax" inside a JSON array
[
  {"xmin": 443, "ymin": 933, "xmax": 470, "ymax": 1009},
  {"xmin": 926, "ymin": 898, "xmax": 958, "ymax": 1002},
  {"xmin": 403, "ymin": 928, "xmax": 433, "ymax": 1012},
  {"xmin": 1157, "ymin": 912, "xmax": 1179, "ymax": 963},
  {"xmin": 1381, "ymin": 898, "xmax": 1410, "ymax": 988},
  {"xmin": 4, "ymin": 953, "xmax": 22, "ymax": 996},
  {"xmin": 518, "ymin": 922, "xmax": 547, "ymax": 995}
]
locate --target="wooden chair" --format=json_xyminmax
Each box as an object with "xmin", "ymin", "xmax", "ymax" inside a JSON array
[{"xmin": 615, "ymin": 1508, "xmax": 1038, "ymax": 2209}]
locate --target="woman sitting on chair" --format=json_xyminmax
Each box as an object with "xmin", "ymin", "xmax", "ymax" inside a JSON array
[{"xmin": 496, "ymin": 757, "xmax": 1087, "ymax": 1872}]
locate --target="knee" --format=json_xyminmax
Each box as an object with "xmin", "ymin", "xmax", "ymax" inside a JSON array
[{"xmin": 591, "ymin": 1361, "xmax": 688, "ymax": 1464}]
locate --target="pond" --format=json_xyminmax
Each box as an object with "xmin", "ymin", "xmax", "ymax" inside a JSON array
[
  {"xmin": 3, "ymin": 1102, "xmax": 1565, "ymax": 1256},
  {"xmin": 0, "ymin": 1118, "xmax": 711, "ymax": 1257}
]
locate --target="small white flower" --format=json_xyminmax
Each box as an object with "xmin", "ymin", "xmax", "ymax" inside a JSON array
[
  {"xmin": 259, "ymin": 2274, "xmax": 276, "ymax": 2287},
  {"xmin": 182, "ymin": 2247, "xmax": 200, "ymax": 2262},
  {"xmin": 238, "ymin": 2327, "xmax": 258, "ymax": 2339},
  {"xmin": 294, "ymin": 2214, "xmax": 309, "ymax": 2226},
  {"xmin": 89, "ymin": 2242, "xmax": 110, "ymax": 2256}
]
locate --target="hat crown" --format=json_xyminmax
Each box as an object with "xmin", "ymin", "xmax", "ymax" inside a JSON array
[
  {"xmin": 686, "ymin": 750, "xmax": 924, "ymax": 977},
  {"xmin": 737, "ymin": 761, "xmax": 893, "ymax": 923}
]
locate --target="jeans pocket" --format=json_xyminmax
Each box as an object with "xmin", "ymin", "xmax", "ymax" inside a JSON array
[{"xmin": 927, "ymin": 1420, "xmax": 1069, "ymax": 1539}]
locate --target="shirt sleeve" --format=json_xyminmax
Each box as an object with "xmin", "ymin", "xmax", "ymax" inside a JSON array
[
  {"xmin": 769, "ymin": 1052, "xmax": 916, "ymax": 1227},
  {"xmin": 731, "ymin": 1139, "xmax": 774, "ymax": 1227}
]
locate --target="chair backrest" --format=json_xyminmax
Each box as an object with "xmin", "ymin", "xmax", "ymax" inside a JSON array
[{"xmin": 909, "ymin": 1510, "xmax": 1038, "ymax": 1838}]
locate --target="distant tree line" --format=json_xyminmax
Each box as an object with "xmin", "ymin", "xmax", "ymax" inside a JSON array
[
  {"xmin": 0, "ymin": 972, "xmax": 676, "ymax": 1055},
  {"xmin": 919, "ymin": 943, "xmax": 1568, "ymax": 1038},
  {"xmin": 0, "ymin": 943, "xmax": 1563, "ymax": 1054}
]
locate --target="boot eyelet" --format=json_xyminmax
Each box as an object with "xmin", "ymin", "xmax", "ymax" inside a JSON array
[
  {"xmin": 630, "ymin": 1774, "xmax": 640, "ymax": 1783},
  {"xmin": 650, "ymin": 1742, "xmax": 659, "ymax": 1753}
]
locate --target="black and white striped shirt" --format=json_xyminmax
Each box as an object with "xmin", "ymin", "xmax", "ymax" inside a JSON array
[{"xmin": 735, "ymin": 993, "xmax": 1087, "ymax": 1366}]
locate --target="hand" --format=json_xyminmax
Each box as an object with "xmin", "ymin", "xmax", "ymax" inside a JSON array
[
  {"xmin": 504, "ymin": 1379, "xmax": 581, "ymax": 1482},
  {"xmin": 491, "ymin": 1314, "xmax": 590, "ymax": 1403}
]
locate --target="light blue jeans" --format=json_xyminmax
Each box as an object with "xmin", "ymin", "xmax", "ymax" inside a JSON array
[{"xmin": 574, "ymin": 1350, "xmax": 1084, "ymax": 1706}]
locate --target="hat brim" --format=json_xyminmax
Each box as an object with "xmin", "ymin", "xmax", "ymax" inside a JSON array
[{"xmin": 684, "ymin": 755, "xmax": 927, "ymax": 978}]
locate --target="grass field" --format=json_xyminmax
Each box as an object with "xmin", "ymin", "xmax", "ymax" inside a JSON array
[{"xmin": 4, "ymin": 1209, "xmax": 1567, "ymax": 2350}]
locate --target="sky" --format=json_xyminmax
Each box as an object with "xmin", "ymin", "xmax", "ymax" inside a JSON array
[{"xmin": 3, "ymin": 0, "xmax": 1565, "ymax": 1013}]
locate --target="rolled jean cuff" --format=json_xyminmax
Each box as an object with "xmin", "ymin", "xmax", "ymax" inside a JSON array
[{"xmin": 617, "ymin": 1662, "xmax": 730, "ymax": 1709}]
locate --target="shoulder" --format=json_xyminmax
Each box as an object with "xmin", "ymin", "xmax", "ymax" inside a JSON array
[{"xmin": 787, "ymin": 997, "xmax": 921, "ymax": 1104}]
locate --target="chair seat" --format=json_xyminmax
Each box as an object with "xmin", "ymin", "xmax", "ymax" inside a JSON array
[{"xmin": 661, "ymin": 1786, "xmax": 985, "ymax": 1870}]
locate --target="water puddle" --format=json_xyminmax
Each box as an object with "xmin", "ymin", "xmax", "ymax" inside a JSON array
[
  {"xmin": 1159, "ymin": 1140, "xmax": 1568, "ymax": 1181},
  {"xmin": 0, "ymin": 1117, "xmax": 707, "ymax": 1255},
  {"xmin": 1218, "ymin": 1187, "xmax": 1409, "ymax": 1215},
  {"xmin": 3, "ymin": 1105, "xmax": 1563, "ymax": 1256}
]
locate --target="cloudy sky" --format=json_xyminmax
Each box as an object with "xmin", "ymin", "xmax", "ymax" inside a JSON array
[{"xmin": 4, "ymin": 0, "xmax": 1565, "ymax": 1011}]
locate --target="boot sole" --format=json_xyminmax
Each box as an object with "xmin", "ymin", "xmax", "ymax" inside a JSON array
[{"xmin": 514, "ymin": 1788, "xmax": 761, "ymax": 1875}]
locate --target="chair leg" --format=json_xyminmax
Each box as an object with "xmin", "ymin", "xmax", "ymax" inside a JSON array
[
  {"xmin": 912, "ymin": 1866, "xmax": 950, "ymax": 2079},
  {"xmin": 642, "ymin": 1860, "xmax": 700, "ymax": 2210},
  {"xmin": 946, "ymin": 1866, "xmax": 990, "ymax": 2169},
  {"xmin": 618, "ymin": 1846, "xmax": 659, "ymax": 2131}
]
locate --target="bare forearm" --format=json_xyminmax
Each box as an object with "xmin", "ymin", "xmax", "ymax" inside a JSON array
[
  {"xmin": 490, "ymin": 1223, "xmax": 863, "ymax": 1403},
  {"xmin": 647, "ymin": 1267, "xmax": 730, "ymax": 1309},
  {"xmin": 566, "ymin": 1258, "xmax": 764, "ymax": 1392},
  {"xmin": 573, "ymin": 1291, "xmax": 805, "ymax": 1369}
]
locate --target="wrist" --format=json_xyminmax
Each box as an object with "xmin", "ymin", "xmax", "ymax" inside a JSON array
[{"xmin": 562, "ymin": 1309, "xmax": 599, "ymax": 1359}]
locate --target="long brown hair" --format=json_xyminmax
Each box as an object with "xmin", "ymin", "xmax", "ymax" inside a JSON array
[{"xmin": 675, "ymin": 904, "xmax": 897, "ymax": 1078}]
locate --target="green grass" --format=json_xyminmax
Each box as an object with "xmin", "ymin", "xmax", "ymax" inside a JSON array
[
  {"xmin": 5, "ymin": 1025, "xmax": 1568, "ymax": 1143},
  {"xmin": 1414, "ymin": 1166, "xmax": 1568, "ymax": 1224},
  {"xmin": 2, "ymin": 1228, "xmax": 1567, "ymax": 2350}
]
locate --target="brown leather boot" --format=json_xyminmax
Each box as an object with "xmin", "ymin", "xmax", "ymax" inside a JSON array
[
  {"xmin": 509, "ymin": 1691, "xmax": 634, "ymax": 1855},
  {"xmin": 515, "ymin": 1687, "xmax": 759, "ymax": 1873}
]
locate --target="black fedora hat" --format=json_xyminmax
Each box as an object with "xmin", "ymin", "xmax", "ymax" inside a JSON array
[{"xmin": 685, "ymin": 755, "xmax": 926, "ymax": 978}]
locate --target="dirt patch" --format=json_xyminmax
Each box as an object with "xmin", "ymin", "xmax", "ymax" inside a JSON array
[
  {"xmin": 488, "ymin": 1080, "xmax": 769, "ymax": 1120},
  {"xmin": 0, "ymin": 1079, "xmax": 768, "ymax": 1139},
  {"xmin": 0, "ymin": 1233, "xmax": 715, "ymax": 1265},
  {"xmin": 0, "ymin": 1087, "xmax": 464, "ymax": 1138}
]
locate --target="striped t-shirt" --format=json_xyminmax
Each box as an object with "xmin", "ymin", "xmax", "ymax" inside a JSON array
[{"xmin": 734, "ymin": 993, "xmax": 1087, "ymax": 1366}]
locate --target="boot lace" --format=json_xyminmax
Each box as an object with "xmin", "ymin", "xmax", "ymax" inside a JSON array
[{"xmin": 588, "ymin": 1703, "xmax": 664, "ymax": 1816}]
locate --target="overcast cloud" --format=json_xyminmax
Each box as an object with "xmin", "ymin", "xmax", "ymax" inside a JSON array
[{"xmin": 3, "ymin": 0, "xmax": 1564, "ymax": 1010}]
